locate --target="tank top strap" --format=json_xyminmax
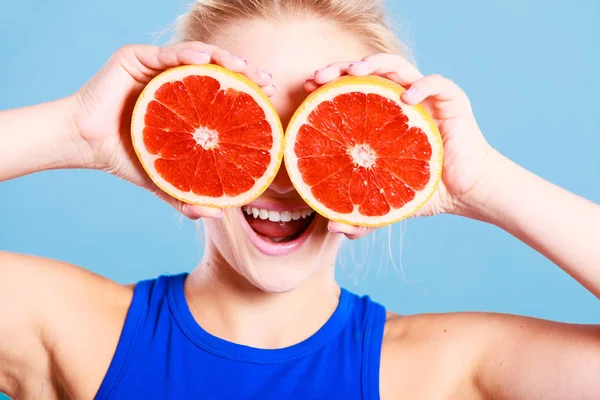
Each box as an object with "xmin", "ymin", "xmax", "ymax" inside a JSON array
[
  {"xmin": 95, "ymin": 274, "xmax": 178, "ymax": 399},
  {"xmin": 357, "ymin": 293, "xmax": 387, "ymax": 400}
]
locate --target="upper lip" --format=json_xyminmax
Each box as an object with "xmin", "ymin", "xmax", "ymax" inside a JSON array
[{"xmin": 244, "ymin": 199, "xmax": 312, "ymax": 212}]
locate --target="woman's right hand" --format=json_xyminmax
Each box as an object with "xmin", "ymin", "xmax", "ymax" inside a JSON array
[{"xmin": 72, "ymin": 42, "xmax": 275, "ymax": 219}]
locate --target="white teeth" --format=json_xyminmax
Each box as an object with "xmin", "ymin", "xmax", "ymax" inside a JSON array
[
  {"xmin": 268, "ymin": 211, "xmax": 281, "ymax": 222},
  {"xmin": 301, "ymin": 210, "xmax": 314, "ymax": 219},
  {"xmin": 243, "ymin": 207, "xmax": 314, "ymax": 222},
  {"xmin": 280, "ymin": 211, "xmax": 292, "ymax": 222}
]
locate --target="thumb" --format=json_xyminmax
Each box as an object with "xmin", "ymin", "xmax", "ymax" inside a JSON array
[
  {"xmin": 114, "ymin": 43, "xmax": 213, "ymax": 85},
  {"xmin": 328, "ymin": 221, "xmax": 373, "ymax": 240}
]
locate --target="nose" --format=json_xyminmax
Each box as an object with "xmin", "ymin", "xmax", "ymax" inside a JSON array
[{"xmin": 268, "ymin": 162, "xmax": 296, "ymax": 194}]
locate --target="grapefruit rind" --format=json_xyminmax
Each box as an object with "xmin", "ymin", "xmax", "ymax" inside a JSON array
[
  {"xmin": 131, "ymin": 64, "xmax": 284, "ymax": 208},
  {"xmin": 284, "ymin": 75, "xmax": 443, "ymax": 227}
]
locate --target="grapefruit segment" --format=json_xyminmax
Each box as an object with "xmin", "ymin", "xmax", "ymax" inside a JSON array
[
  {"xmin": 348, "ymin": 167, "xmax": 391, "ymax": 217},
  {"xmin": 307, "ymin": 101, "xmax": 353, "ymax": 144},
  {"xmin": 191, "ymin": 151, "xmax": 223, "ymax": 197},
  {"xmin": 182, "ymin": 75, "xmax": 220, "ymax": 123},
  {"xmin": 377, "ymin": 157, "xmax": 430, "ymax": 191},
  {"xmin": 213, "ymin": 152, "xmax": 255, "ymax": 197},
  {"xmin": 372, "ymin": 166, "xmax": 416, "ymax": 209},
  {"xmin": 373, "ymin": 125, "xmax": 432, "ymax": 160},
  {"xmin": 284, "ymin": 75, "xmax": 443, "ymax": 227},
  {"xmin": 155, "ymin": 158, "xmax": 196, "ymax": 193},
  {"xmin": 333, "ymin": 92, "xmax": 367, "ymax": 142},
  {"xmin": 131, "ymin": 64, "xmax": 284, "ymax": 207},
  {"xmin": 218, "ymin": 143, "xmax": 270, "ymax": 178},
  {"xmin": 158, "ymin": 138, "xmax": 198, "ymax": 160},
  {"xmin": 294, "ymin": 125, "xmax": 346, "ymax": 158},
  {"xmin": 145, "ymin": 101, "xmax": 194, "ymax": 133},
  {"xmin": 297, "ymin": 155, "xmax": 353, "ymax": 187},
  {"xmin": 228, "ymin": 92, "xmax": 267, "ymax": 128},
  {"xmin": 364, "ymin": 94, "xmax": 403, "ymax": 137},
  {"xmin": 311, "ymin": 164, "xmax": 355, "ymax": 214},
  {"xmin": 142, "ymin": 127, "xmax": 191, "ymax": 155},
  {"xmin": 154, "ymin": 81, "xmax": 199, "ymax": 127},
  {"xmin": 219, "ymin": 120, "xmax": 273, "ymax": 150}
]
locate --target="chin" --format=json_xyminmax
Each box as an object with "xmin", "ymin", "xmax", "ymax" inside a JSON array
[
  {"xmin": 246, "ymin": 267, "xmax": 317, "ymax": 294},
  {"xmin": 203, "ymin": 204, "xmax": 342, "ymax": 293}
]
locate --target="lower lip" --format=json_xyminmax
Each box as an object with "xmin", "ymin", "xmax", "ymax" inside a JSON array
[{"xmin": 238, "ymin": 208, "xmax": 318, "ymax": 256}]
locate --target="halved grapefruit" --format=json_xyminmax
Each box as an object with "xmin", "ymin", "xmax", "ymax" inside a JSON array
[
  {"xmin": 131, "ymin": 64, "xmax": 284, "ymax": 208},
  {"xmin": 284, "ymin": 75, "xmax": 443, "ymax": 227}
]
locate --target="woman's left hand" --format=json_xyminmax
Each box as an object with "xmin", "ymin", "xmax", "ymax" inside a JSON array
[{"xmin": 305, "ymin": 53, "xmax": 500, "ymax": 239}]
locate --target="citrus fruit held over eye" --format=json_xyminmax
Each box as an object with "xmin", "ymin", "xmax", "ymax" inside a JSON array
[
  {"xmin": 131, "ymin": 64, "xmax": 284, "ymax": 208},
  {"xmin": 284, "ymin": 75, "xmax": 443, "ymax": 227}
]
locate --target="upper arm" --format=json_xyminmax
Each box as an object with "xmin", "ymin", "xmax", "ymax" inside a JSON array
[
  {"xmin": 381, "ymin": 312, "xmax": 600, "ymax": 400},
  {"xmin": 0, "ymin": 250, "xmax": 53, "ymax": 396},
  {"xmin": 475, "ymin": 314, "xmax": 600, "ymax": 400},
  {"xmin": 0, "ymin": 250, "xmax": 129, "ymax": 398}
]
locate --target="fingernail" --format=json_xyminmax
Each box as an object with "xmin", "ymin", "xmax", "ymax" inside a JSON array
[
  {"xmin": 328, "ymin": 226, "xmax": 341, "ymax": 234},
  {"xmin": 237, "ymin": 56, "xmax": 247, "ymax": 64},
  {"xmin": 261, "ymin": 70, "xmax": 272, "ymax": 79},
  {"xmin": 350, "ymin": 61, "xmax": 363, "ymax": 67},
  {"xmin": 199, "ymin": 52, "xmax": 211, "ymax": 57},
  {"xmin": 404, "ymin": 87, "xmax": 417, "ymax": 96}
]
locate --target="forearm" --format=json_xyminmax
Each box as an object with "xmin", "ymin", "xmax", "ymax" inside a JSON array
[
  {"xmin": 0, "ymin": 96, "xmax": 92, "ymax": 182},
  {"xmin": 461, "ymin": 152, "xmax": 600, "ymax": 298}
]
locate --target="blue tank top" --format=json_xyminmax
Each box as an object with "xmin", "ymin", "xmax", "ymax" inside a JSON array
[{"xmin": 95, "ymin": 273, "xmax": 387, "ymax": 399}]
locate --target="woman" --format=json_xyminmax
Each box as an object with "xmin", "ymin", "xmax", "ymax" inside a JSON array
[{"xmin": 1, "ymin": 0, "xmax": 599, "ymax": 398}]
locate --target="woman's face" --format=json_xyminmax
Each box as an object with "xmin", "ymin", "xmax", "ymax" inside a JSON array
[{"xmin": 202, "ymin": 17, "xmax": 373, "ymax": 293}]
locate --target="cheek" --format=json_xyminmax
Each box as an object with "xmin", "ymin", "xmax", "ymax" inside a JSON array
[{"xmin": 204, "ymin": 211, "xmax": 244, "ymax": 250}]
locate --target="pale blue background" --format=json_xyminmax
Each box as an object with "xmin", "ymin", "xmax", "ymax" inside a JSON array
[{"xmin": 0, "ymin": 1, "xmax": 599, "ymax": 396}]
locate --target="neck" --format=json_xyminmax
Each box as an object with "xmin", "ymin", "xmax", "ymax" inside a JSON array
[{"xmin": 184, "ymin": 246, "xmax": 341, "ymax": 349}]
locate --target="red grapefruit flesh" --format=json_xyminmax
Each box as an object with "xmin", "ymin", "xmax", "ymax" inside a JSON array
[
  {"xmin": 284, "ymin": 75, "xmax": 443, "ymax": 227},
  {"xmin": 131, "ymin": 64, "xmax": 284, "ymax": 207}
]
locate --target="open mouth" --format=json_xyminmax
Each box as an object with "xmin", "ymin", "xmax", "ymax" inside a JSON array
[
  {"xmin": 243, "ymin": 206, "xmax": 317, "ymax": 243},
  {"xmin": 240, "ymin": 205, "xmax": 318, "ymax": 256}
]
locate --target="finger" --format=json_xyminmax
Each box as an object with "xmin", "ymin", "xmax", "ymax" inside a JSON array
[
  {"xmin": 401, "ymin": 74, "xmax": 470, "ymax": 109},
  {"xmin": 212, "ymin": 52, "xmax": 274, "ymax": 89},
  {"xmin": 156, "ymin": 42, "xmax": 246, "ymax": 72},
  {"xmin": 174, "ymin": 48, "xmax": 213, "ymax": 66},
  {"xmin": 240, "ymin": 61, "xmax": 272, "ymax": 87},
  {"xmin": 208, "ymin": 49, "xmax": 247, "ymax": 72},
  {"xmin": 151, "ymin": 42, "xmax": 214, "ymax": 69},
  {"xmin": 313, "ymin": 61, "xmax": 354, "ymax": 84},
  {"xmin": 153, "ymin": 187, "xmax": 223, "ymax": 220},
  {"xmin": 348, "ymin": 54, "xmax": 423, "ymax": 86},
  {"xmin": 181, "ymin": 203, "xmax": 224, "ymax": 220},
  {"xmin": 133, "ymin": 42, "xmax": 272, "ymax": 89},
  {"xmin": 261, "ymin": 84, "xmax": 276, "ymax": 97},
  {"xmin": 304, "ymin": 78, "xmax": 320, "ymax": 92},
  {"xmin": 117, "ymin": 43, "xmax": 213, "ymax": 83},
  {"xmin": 328, "ymin": 221, "xmax": 372, "ymax": 240}
]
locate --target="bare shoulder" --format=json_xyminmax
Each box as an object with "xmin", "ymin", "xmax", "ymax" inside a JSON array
[
  {"xmin": 379, "ymin": 311, "xmax": 484, "ymax": 400},
  {"xmin": 380, "ymin": 311, "xmax": 600, "ymax": 400},
  {"xmin": 0, "ymin": 250, "xmax": 133, "ymax": 398}
]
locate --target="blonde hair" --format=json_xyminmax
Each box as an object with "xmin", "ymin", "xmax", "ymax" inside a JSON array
[{"xmin": 174, "ymin": 0, "xmax": 412, "ymax": 59}]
